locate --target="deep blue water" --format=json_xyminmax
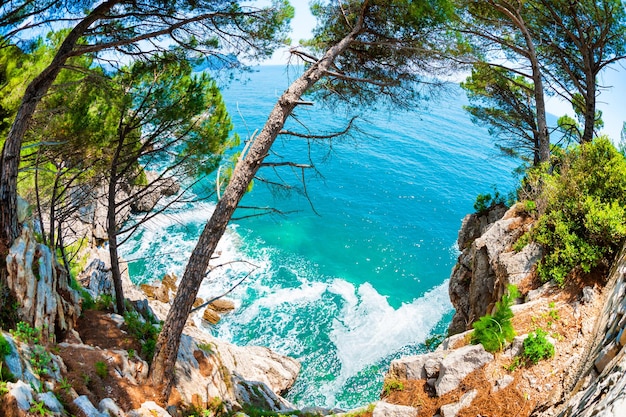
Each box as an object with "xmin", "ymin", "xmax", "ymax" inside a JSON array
[{"xmin": 120, "ymin": 65, "xmax": 517, "ymax": 409}]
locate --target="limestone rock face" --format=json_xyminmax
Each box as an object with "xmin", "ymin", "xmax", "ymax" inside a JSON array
[
  {"xmin": 6, "ymin": 225, "xmax": 81, "ymax": 341},
  {"xmin": 448, "ymin": 204, "xmax": 539, "ymax": 334},
  {"xmin": 79, "ymin": 258, "xmax": 115, "ymax": 301},
  {"xmin": 172, "ymin": 325, "xmax": 300, "ymax": 411}
]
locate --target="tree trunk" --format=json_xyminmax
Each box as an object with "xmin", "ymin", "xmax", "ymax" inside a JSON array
[
  {"xmin": 493, "ymin": 2, "xmax": 550, "ymax": 164},
  {"xmin": 107, "ymin": 135, "xmax": 126, "ymax": 315},
  {"xmin": 148, "ymin": 8, "xmax": 368, "ymax": 401},
  {"xmin": 581, "ymin": 72, "xmax": 596, "ymax": 143}
]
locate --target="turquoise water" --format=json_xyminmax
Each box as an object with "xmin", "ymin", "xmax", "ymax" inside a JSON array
[{"xmin": 120, "ymin": 65, "xmax": 517, "ymax": 409}]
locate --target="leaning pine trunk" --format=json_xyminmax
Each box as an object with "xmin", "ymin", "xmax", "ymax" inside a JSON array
[{"xmin": 148, "ymin": 9, "xmax": 368, "ymax": 401}]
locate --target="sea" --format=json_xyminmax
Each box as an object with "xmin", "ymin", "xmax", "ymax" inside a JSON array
[{"xmin": 119, "ymin": 65, "xmax": 518, "ymax": 409}]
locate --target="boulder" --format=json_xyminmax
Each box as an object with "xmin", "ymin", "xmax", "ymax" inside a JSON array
[
  {"xmin": 202, "ymin": 307, "xmax": 221, "ymax": 325},
  {"xmin": 37, "ymin": 391, "xmax": 64, "ymax": 415},
  {"xmin": 493, "ymin": 375, "xmax": 514, "ymax": 393},
  {"xmin": 74, "ymin": 395, "xmax": 109, "ymax": 417},
  {"xmin": 435, "ymin": 344, "xmax": 494, "ymax": 396},
  {"xmin": 7, "ymin": 380, "xmax": 34, "ymax": 411},
  {"xmin": 99, "ymin": 398, "xmax": 126, "ymax": 417},
  {"xmin": 234, "ymin": 379, "xmax": 296, "ymax": 412},
  {"xmin": 388, "ymin": 351, "xmax": 445, "ymax": 381},
  {"xmin": 79, "ymin": 258, "xmax": 115, "ymax": 301},
  {"xmin": 372, "ymin": 401, "xmax": 418, "ymax": 417},
  {"xmin": 210, "ymin": 299, "xmax": 236, "ymax": 313}
]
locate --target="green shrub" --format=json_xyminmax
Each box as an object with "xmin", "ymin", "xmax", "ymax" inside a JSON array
[
  {"xmin": 382, "ymin": 378, "xmax": 405, "ymax": 396},
  {"xmin": 10, "ymin": 322, "xmax": 40, "ymax": 344},
  {"xmin": 471, "ymin": 285, "xmax": 519, "ymax": 352},
  {"xmin": 474, "ymin": 186, "xmax": 507, "ymax": 214},
  {"xmin": 95, "ymin": 361, "xmax": 108, "ymax": 379},
  {"xmin": 0, "ymin": 334, "xmax": 11, "ymax": 358},
  {"xmin": 424, "ymin": 334, "xmax": 446, "ymax": 352},
  {"xmin": 29, "ymin": 400, "xmax": 52, "ymax": 416},
  {"xmin": 30, "ymin": 344, "xmax": 55, "ymax": 376},
  {"xmin": 94, "ymin": 295, "xmax": 114, "ymax": 311},
  {"xmin": 123, "ymin": 311, "xmax": 161, "ymax": 364},
  {"xmin": 525, "ymin": 138, "xmax": 626, "ymax": 286},
  {"xmin": 522, "ymin": 328, "xmax": 554, "ymax": 365}
]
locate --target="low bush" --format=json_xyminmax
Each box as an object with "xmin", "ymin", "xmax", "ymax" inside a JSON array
[{"xmin": 523, "ymin": 137, "xmax": 626, "ymax": 286}]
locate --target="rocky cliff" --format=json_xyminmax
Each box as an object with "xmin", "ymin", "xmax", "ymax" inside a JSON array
[
  {"xmin": 374, "ymin": 204, "xmax": 623, "ymax": 417},
  {"xmin": 5, "ymin": 194, "xmax": 626, "ymax": 416}
]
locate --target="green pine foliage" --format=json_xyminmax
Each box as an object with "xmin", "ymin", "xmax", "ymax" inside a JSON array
[
  {"xmin": 471, "ymin": 285, "xmax": 519, "ymax": 352},
  {"xmin": 522, "ymin": 137, "xmax": 626, "ymax": 286},
  {"xmin": 522, "ymin": 328, "xmax": 555, "ymax": 365}
]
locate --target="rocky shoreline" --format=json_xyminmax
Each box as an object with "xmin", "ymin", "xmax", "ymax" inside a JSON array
[{"xmin": 3, "ymin": 192, "xmax": 626, "ymax": 416}]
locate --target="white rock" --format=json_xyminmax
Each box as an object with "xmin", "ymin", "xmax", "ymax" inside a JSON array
[
  {"xmin": 37, "ymin": 391, "xmax": 64, "ymax": 414},
  {"xmin": 17, "ymin": 195, "xmax": 30, "ymax": 222},
  {"xmin": 435, "ymin": 344, "xmax": 494, "ymax": 396},
  {"xmin": 493, "ymin": 375, "xmax": 514, "ymax": 392},
  {"xmin": 8, "ymin": 380, "xmax": 34, "ymax": 411},
  {"xmin": 74, "ymin": 395, "xmax": 109, "ymax": 417},
  {"xmin": 109, "ymin": 313, "xmax": 125, "ymax": 327},
  {"xmin": 99, "ymin": 398, "xmax": 126, "ymax": 417},
  {"xmin": 388, "ymin": 351, "xmax": 445, "ymax": 380},
  {"xmin": 372, "ymin": 401, "xmax": 418, "ymax": 417},
  {"xmin": 128, "ymin": 401, "xmax": 171, "ymax": 417}
]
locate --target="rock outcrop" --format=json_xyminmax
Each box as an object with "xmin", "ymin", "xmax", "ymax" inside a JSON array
[
  {"xmin": 6, "ymin": 224, "xmax": 81, "ymax": 341},
  {"xmin": 448, "ymin": 204, "xmax": 541, "ymax": 334}
]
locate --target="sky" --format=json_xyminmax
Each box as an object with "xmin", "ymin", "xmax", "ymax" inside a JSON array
[{"xmin": 264, "ymin": 0, "xmax": 625, "ymax": 141}]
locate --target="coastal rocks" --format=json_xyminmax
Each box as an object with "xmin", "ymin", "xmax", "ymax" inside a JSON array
[
  {"xmin": 5, "ymin": 224, "xmax": 81, "ymax": 341},
  {"xmin": 202, "ymin": 308, "xmax": 221, "ymax": 325},
  {"xmin": 388, "ymin": 351, "xmax": 445, "ymax": 381},
  {"xmin": 201, "ymin": 299, "xmax": 236, "ymax": 325},
  {"xmin": 371, "ymin": 401, "xmax": 418, "ymax": 417},
  {"xmin": 140, "ymin": 273, "xmax": 177, "ymax": 304},
  {"xmin": 170, "ymin": 325, "xmax": 300, "ymax": 410},
  {"xmin": 448, "ymin": 204, "xmax": 538, "ymax": 334},
  {"xmin": 388, "ymin": 344, "xmax": 494, "ymax": 397}
]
